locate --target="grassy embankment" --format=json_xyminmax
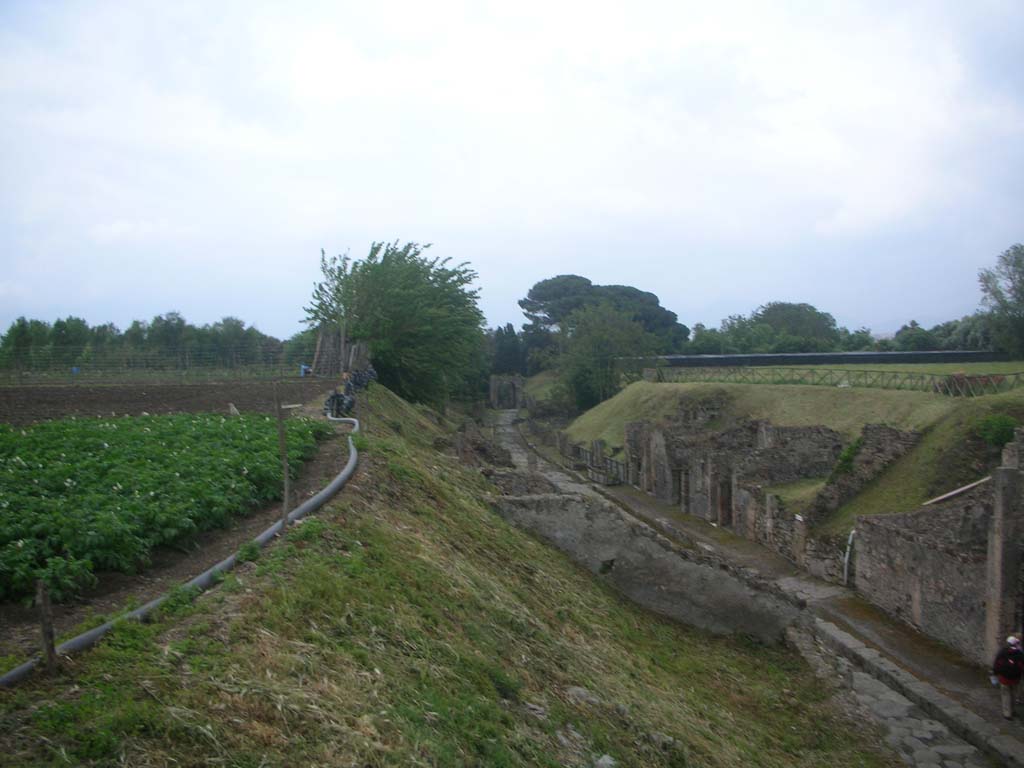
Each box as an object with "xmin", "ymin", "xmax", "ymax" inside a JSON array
[
  {"xmin": 558, "ymin": 379, "xmax": 1024, "ymax": 535},
  {"xmin": 0, "ymin": 384, "xmax": 898, "ymax": 767}
]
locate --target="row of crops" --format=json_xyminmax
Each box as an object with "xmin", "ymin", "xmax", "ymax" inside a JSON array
[{"xmin": 0, "ymin": 413, "xmax": 332, "ymax": 601}]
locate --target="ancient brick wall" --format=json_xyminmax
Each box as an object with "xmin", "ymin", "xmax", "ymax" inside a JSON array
[
  {"xmin": 808, "ymin": 424, "xmax": 920, "ymax": 525},
  {"xmin": 854, "ymin": 487, "xmax": 992, "ymax": 665}
]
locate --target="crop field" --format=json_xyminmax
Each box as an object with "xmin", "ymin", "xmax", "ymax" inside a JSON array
[
  {"xmin": 0, "ymin": 378, "xmax": 331, "ymax": 426},
  {"xmin": 0, "ymin": 413, "xmax": 331, "ymax": 601}
]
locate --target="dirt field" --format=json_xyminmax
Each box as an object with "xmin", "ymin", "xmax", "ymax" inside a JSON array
[{"xmin": 0, "ymin": 379, "xmax": 337, "ymax": 426}]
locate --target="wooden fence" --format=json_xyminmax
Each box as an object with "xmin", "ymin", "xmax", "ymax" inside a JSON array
[{"xmin": 647, "ymin": 367, "xmax": 1024, "ymax": 398}]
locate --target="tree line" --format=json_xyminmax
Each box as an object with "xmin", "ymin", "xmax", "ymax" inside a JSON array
[
  {"xmin": 490, "ymin": 243, "xmax": 1024, "ymax": 410},
  {"xmin": 0, "ymin": 313, "xmax": 316, "ymax": 372},
  {"xmin": 4, "ymin": 242, "xmax": 1020, "ymax": 413}
]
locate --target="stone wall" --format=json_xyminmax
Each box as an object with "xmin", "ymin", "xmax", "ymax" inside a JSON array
[
  {"xmin": 624, "ymin": 417, "xmax": 841, "ymax": 533},
  {"xmin": 492, "ymin": 487, "xmax": 801, "ymax": 643},
  {"xmin": 854, "ymin": 487, "xmax": 992, "ymax": 664},
  {"xmin": 808, "ymin": 424, "xmax": 920, "ymax": 525}
]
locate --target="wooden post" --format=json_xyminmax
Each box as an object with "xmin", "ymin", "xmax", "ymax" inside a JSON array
[
  {"xmin": 36, "ymin": 580, "xmax": 57, "ymax": 674},
  {"xmin": 274, "ymin": 383, "xmax": 291, "ymax": 530}
]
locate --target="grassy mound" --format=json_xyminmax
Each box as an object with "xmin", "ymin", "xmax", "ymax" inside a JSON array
[
  {"xmin": 0, "ymin": 385, "xmax": 897, "ymax": 767},
  {"xmin": 566, "ymin": 381, "xmax": 956, "ymax": 452},
  {"xmin": 565, "ymin": 381, "xmax": 1024, "ymax": 533}
]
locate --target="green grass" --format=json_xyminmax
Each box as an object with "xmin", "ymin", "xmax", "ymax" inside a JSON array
[
  {"xmin": 566, "ymin": 381, "xmax": 1024, "ymax": 535},
  {"xmin": 795, "ymin": 361, "xmax": 1024, "ymax": 375},
  {"xmin": 0, "ymin": 383, "xmax": 898, "ymax": 767},
  {"xmin": 817, "ymin": 388, "xmax": 1024, "ymax": 535},
  {"xmin": 767, "ymin": 478, "xmax": 828, "ymax": 516},
  {"xmin": 525, "ymin": 369, "xmax": 559, "ymax": 401}
]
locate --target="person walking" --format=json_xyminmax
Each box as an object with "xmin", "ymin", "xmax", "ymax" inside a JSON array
[{"xmin": 992, "ymin": 635, "xmax": 1023, "ymax": 719}]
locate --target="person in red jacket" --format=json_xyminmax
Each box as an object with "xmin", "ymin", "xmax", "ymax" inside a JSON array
[{"xmin": 993, "ymin": 635, "xmax": 1023, "ymax": 719}]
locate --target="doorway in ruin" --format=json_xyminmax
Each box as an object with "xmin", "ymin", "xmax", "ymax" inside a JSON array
[
  {"xmin": 717, "ymin": 477, "xmax": 733, "ymax": 527},
  {"xmin": 680, "ymin": 470, "xmax": 690, "ymax": 515},
  {"xmin": 496, "ymin": 380, "xmax": 517, "ymax": 409},
  {"xmin": 671, "ymin": 469, "xmax": 682, "ymax": 506}
]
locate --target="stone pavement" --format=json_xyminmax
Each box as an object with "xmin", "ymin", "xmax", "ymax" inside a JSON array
[
  {"xmin": 493, "ymin": 410, "xmax": 1024, "ymax": 767},
  {"xmin": 851, "ymin": 671, "xmax": 987, "ymax": 767}
]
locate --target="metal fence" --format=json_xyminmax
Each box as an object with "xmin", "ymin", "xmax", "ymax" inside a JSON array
[
  {"xmin": 568, "ymin": 444, "xmax": 627, "ymax": 484},
  {"xmin": 648, "ymin": 366, "xmax": 1024, "ymax": 398}
]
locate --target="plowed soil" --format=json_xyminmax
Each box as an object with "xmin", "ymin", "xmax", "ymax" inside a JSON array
[{"xmin": 0, "ymin": 379, "xmax": 336, "ymax": 426}]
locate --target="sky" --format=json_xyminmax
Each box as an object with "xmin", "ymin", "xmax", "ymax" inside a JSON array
[{"xmin": 1, "ymin": 0, "xmax": 1022, "ymax": 340}]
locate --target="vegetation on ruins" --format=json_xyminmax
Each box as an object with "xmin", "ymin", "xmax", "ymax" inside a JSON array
[
  {"xmin": 305, "ymin": 240, "xmax": 487, "ymax": 406},
  {"xmin": 0, "ymin": 414, "xmax": 330, "ymax": 601}
]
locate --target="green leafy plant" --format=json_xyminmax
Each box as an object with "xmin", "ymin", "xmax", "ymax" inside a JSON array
[
  {"xmin": 832, "ymin": 437, "xmax": 863, "ymax": 477},
  {"xmin": 975, "ymin": 413, "xmax": 1018, "ymax": 448},
  {"xmin": 0, "ymin": 413, "xmax": 331, "ymax": 600},
  {"xmin": 236, "ymin": 541, "xmax": 261, "ymax": 563}
]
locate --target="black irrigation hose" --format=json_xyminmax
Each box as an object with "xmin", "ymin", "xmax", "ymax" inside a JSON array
[{"xmin": 0, "ymin": 417, "xmax": 360, "ymax": 688}]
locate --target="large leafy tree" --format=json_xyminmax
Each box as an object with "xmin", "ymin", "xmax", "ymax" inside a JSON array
[
  {"xmin": 307, "ymin": 240, "xmax": 487, "ymax": 405},
  {"xmin": 559, "ymin": 302, "xmax": 657, "ymax": 410},
  {"xmin": 491, "ymin": 323, "xmax": 523, "ymax": 375},
  {"xmin": 750, "ymin": 302, "xmax": 840, "ymax": 349},
  {"xmin": 518, "ymin": 274, "xmax": 689, "ymax": 366},
  {"xmin": 979, "ymin": 243, "xmax": 1024, "ymax": 355}
]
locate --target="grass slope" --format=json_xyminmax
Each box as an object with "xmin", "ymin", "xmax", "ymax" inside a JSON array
[
  {"xmin": 525, "ymin": 369, "xmax": 558, "ymax": 401},
  {"xmin": 0, "ymin": 385, "xmax": 897, "ymax": 767},
  {"xmin": 820, "ymin": 388, "xmax": 1024, "ymax": 534},
  {"xmin": 567, "ymin": 381, "xmax": 956, "ymax": 452}
]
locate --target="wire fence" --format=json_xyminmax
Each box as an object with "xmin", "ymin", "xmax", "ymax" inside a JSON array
[{"xmin": 647, "ymin": 366, "xmax": 1024, "ymax": 398}]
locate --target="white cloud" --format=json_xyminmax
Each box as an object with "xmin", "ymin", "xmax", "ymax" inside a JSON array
[{"xmin": 0, "ymin": 0, "xmax": 1021, "ymax": 336}]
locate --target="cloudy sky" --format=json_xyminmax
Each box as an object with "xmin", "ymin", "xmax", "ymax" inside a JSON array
[{"xmin": 1, "ymin": 1, "xmax": 1022, "ymax": 340}]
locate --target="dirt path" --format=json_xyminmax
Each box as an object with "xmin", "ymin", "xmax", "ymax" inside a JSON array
[{"xmin": 0, "ymin": 394, "xmax": 352, "ymax": 661}]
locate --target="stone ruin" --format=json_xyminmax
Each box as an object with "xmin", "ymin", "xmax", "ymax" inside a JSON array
[
  {"xmin": 489, "ymin": 374, "xmax": 526, "ymax": 410},
  {"xmin": 623, "ymin": 415, "xmax": 843, "ymax": 529},
  {"xmin": 577, "ymin": 400, "xmax": 1021, "ymax": 667},
  {"xmin": 856, "ymin": 430, "xmax": 1024, "ymax": 666}
]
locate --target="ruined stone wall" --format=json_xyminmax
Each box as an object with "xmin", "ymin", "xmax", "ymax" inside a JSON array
[
  {"xmin": 492, "ymin": 488, "xmax": 801, "ymax": 643},
  {"xmin": 739, "ymin": 425, "xmax": 843, "ymax": 485},
  {"xmin": 854, "ymin": 488, "xmax": 992, "ymax": 665},
  {"xmin": 808, "ymin": 424, "xmax": 920, "ymax": 525}
]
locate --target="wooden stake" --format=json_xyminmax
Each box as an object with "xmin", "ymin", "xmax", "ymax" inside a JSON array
[
  {"xmin": 36, "ymin": 580, "xmax": 57, "ymax": 674},
  {"xmin": 274, "ymin": 383, "xmax": 291, "ymax": 530}
]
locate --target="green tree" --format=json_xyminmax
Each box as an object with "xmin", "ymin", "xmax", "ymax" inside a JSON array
[
  {"xmin": 307, "ymin": 241, "xmax": 487, "ymax": 406},
  {"xmin": 492, "ymin": 323, "xmax": 523, "ymax": 374},
  {"xmin": 838, "ymin": 327, "xmax": 875, "ymax": 351},
  {"xmin": 893, "ymin": 320, "xmax": 938, "ymax": 351},
  {"xmin": 750, "ymin": 302, "xmax": 840, "ymax": 349},
  {"xmin": 518, "ymin": 274, "xmax": 688, "ymax": 358},
  {"xmin": 930, "ymin": 314, "xmax": 993, "ymax": 351},
  {"xmin": 559, "ymin": 302, "xmax": 656, "ymax": 410},
  {"xmin": 979, "ymin": 244, "xmax": 1024, "ymax": 355}
]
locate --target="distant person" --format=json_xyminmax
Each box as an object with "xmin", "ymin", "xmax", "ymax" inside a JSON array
[{"xmin": 992, "ymin": 635, "xmax": 1023, "ymax": 719}]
